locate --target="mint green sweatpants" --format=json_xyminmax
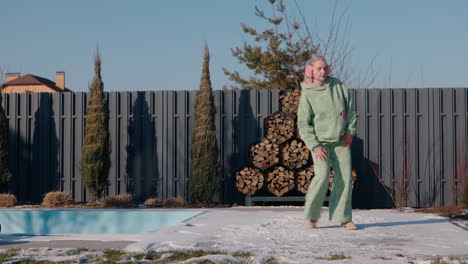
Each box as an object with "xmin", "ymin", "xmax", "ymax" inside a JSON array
[{"xmin": 304, "ymin": 141, "xmax": 353, "ymax": 223}]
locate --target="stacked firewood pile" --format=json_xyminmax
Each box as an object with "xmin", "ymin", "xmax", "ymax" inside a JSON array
[
  {"xmin": 235, "ymin": 166, "xmax": 264, "ymax": 196},
  {"xmin": 264, "ymin": 112, "xmax": 295, "ymax": 144},
  {"xmin": 296, "ymin": 164, "xmax": 315, "ymax": 194},
  {"xmin": 234, "ymin": 85, "xmax": 357, "ymax": 197},
  {"xmin": 249, "ymin": 139, "xmax": 280, "ymax": 169},
  {"xmin": 280, "ymin": 139, "xmax": 310, "ymax": 170},
  {"xmin": 266, "ymin": 165, "xmax": 295, "ymax": 196}
]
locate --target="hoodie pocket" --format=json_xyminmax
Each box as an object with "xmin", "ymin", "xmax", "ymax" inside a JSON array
[{"xmin": 314, "ymin": 111, "xmax": 347, "ymax": 141}]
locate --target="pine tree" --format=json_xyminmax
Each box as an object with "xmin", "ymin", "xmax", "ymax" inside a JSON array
[
  {"xmin": 0, "ymin": 84, "xmax": 11, "ymax": 190},
  {"xmin": 223, "ymin": 0, "xmax": 316, "ymax": 90},
  {"xmin": 189, "ymin": 44, "xmax": 220, "ymax": 203},
  {"xmin": 80, "ymin": 50, "xmax": 111, "ymax": 202}
]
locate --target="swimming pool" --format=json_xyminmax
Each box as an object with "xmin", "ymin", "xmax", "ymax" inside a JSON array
[{"xmin": 0, "ymin": 209, "xmax": 203, "ymax": 234}]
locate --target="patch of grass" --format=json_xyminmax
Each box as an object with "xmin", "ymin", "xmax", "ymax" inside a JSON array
[
  {"xmin": 133, "ymin": 251, "xmax": 162, "ymax": 261},
  {"xmin": 263, "ymin": 257, "xmax": 280, "ymax": 264},
  {"xmin": 164, "ymin": 250, "xmax": 225, "ymax": 262},
  {"xmin": 188, "ymin": 260, "xmax": 217, "ymax": 264},
  {"xmin": 76, "ymin": 248, "xmax": 89, "ymax": 254},
  {"xmin": 431, "ymin": 256, "xmax": 468, "ymax": 264},
  {"xmin": 232, "ymin": 251, "xmax": 252, "ymax": 259},
  {"xmin": 372, "ymin": 256, "xmax": 392, "ymax": 260},
  {"xmin": 67, "ymin": 248, "xmax": 88, "ymax": 255},
  {"xmin": 84, "ymin": 253, "xmax": 97, "ymax": 260},
  {"xmin": 101, "ymin": 249, "xmax": 126, "ymax": 263},
  {"xmin": 14, "ymin": 260, "xmax": 74, "ymax": 264},
  {"xmin": 108, "ymin": 250, "xmax": 243, "ymax": 264},
  {"xmin": 0, "ymin": 248, "xmax": 19, "ymax": 262},
  {"xmin": 316, "ymin": 253, "xmax": 351, "ymax": 261},
  {"xmin": 431, "ymin": 256, "xmax": 449, "ymax": 264}
]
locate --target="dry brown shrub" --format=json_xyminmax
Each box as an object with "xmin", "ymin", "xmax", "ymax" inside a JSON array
[
  {"xmin": 463, "ymin": 185, "xmax": 468, "ymax": 209},
  {"xmin": 143, "ymin": 198, "xmax": 160, "ymax": 207},
  {"xmin": 0, "ymin": 193, "xmax": 17, "ymax": 207},
  {"xmin": 415, "ymin": 205, "xmax": 464, "ymax": 218},
  {"xmin": 42, "ymin": 191, "xmax": 73, "ymax": 208},
  {"xmin": 451, "ymin": 150, "xmax": 468, "ymax": 209},
  {"xmin": 103, "ymin": 194, "xmax": 133, "ymax": 208},
  {"xmin": 162, "ymin": 197, "xmax": 187, "ymax": 207},
  {"xmin": 71, "ymin": 202, "xmax": 102, "ymax": 208},
  {"xmin": 188, "ymin": 202, "xmax": 230, "ymax": 208},
  {"xmin": 370, "ymin": 136, "xmax": 414, "ymax": 209}
]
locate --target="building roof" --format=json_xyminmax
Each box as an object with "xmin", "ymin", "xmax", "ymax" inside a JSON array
[{"xmin": 2, "ymin": 74, "xmax": 71, "ymax": 92}]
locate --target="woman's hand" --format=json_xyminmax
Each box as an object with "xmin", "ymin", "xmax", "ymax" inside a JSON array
[
  {"xmin": 314, "ymin": 146, "xmax": 327, "ymax": 161},
  {"xmin": 342, "ymin": 134, "xmax": 353, "ymax": 149}
]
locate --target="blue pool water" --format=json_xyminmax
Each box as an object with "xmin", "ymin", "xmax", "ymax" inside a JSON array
[{"xmin": 0, "ymin": 210, "xmax": 203, "ymax": 234}]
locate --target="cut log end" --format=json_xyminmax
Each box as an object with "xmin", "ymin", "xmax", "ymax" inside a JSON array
[
  {"xmin": 264, "ymin": 112, "xmax": 295, "ymax": 144},
  {"xmin": 296, "ymin": 165, "xmax": 315, "ymax": 193},
  {"xmin": 249, "ymin": 139, "xmax": 280, "ymax": 170},
  {"xmin": 280, "ymin": 88, "xmax": 302, "ymax": 118},
  {"xmin": 266, "ymin": 166, "xmax": 295, "ymax": 196},
  {"xmin": 235, "ymin": 167, "xmax": 265, "ymax": 196},
  {"xmin": 280, "ymin": 139, "xmax": 311, "ymax": 170}
]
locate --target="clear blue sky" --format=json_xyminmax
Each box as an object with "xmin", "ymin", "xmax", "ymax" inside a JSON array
[{"xmin": 1, "ymin": 0, "xmax": 467, "ymax": 91}]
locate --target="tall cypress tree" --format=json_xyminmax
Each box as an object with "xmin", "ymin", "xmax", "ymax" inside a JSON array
[
  {"xmin": 80, "ymin": 50, "xmax": 111, "ymax": 202},
  {"xmin": 189, "ymin": 44, "xmax": 220, "ymax": 203},
  {"xmin": 0, "ymin": 82, "xmax": 11, "ymax": 191}
]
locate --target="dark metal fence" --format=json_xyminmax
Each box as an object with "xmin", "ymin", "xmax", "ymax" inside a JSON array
[{"xmin": 3, "ymin": 88, "xmax": 467, "ymax": 208}]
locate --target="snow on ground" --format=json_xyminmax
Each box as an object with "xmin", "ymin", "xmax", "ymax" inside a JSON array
[
  {"xmin": 1, "ymin": 207, "xmax": 467, "ymax": 263},
  {"xmin": 126, "ymin": 207, "xmax": 468, "ymax": 263}
]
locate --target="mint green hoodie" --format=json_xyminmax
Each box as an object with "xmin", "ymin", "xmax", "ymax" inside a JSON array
[{"xmin": 297, "ymin": 77, "xmax": 357, "ymax": 152}]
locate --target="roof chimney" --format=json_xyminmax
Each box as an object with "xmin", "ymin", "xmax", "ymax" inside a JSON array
[
  {"xmin": 55, "ymin": 71, "xmax": 65, "ymax": 90},
  {"xmin": 5, "ymin": 73, "xmax": 20, "ymax": 83}
]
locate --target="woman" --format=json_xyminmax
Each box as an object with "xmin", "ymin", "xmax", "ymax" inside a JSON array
[{"xmin": 297, "ymin": 56, "xmax": 358, "ymax": 230}]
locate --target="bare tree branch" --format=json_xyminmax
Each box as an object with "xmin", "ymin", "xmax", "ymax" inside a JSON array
[
  {"xmin": 293, "ymin": 0, "xmax": 314, "ymax": 47},
  {"xmin": 384, "ymin": 58, "xmax": 393, "ymax": 89},
  {"xmin": 420, "ymin": 65, "xmax": 425, "ymax": 88},
  {"xmin": 347, "ymin": 55, "xmax": 379, "ymax": 89},
  {"xmin": 404, "ymin": 70, "xmax": 415, "ymax": 88}
]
